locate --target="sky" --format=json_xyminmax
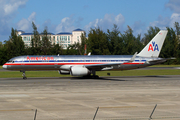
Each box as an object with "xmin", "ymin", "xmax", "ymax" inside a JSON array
[{"xmin": 0, "ymin": 0, "xmax": 180, "ymax": 42}]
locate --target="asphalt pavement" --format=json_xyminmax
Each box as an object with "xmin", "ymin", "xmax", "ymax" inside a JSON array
[{"xmin": 0, "ymin": 75, "xmax": 179, "ymax": 120}]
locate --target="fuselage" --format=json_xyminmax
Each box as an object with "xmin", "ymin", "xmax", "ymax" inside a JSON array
[{"xmin": 3, "ymin": 55, "xmax": 161, "ymax": 71}]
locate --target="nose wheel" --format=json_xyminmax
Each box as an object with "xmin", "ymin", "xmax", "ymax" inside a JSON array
[{"xmin": 21, "ymin": 70, "xmax": 27, "ymax": 79}]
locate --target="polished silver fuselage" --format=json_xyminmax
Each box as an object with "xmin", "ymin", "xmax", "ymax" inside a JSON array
[{"xmin": 3, "ymin": 55, "xmax": 163, "ymax": 71}]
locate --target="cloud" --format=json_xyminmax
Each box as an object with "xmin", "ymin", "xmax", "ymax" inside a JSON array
[
  {"xmin": 55, "ymin": 16, "xmax": 76, "ymax": 33},
  {"xmin": 0, "ymin": 0, "xmax": 27, "ymax": 41},
  {"xmin": 84, "ymin": 13, "xmax": 125, "ymax": 32},
  {"xmin": 16, "ymin": 12, "xmax": 36, "ymax": 31},
  {"xmin": 131, "ymin": 21, "xmax": 146, "ymax": 35},
  {"xmin": 149, "ymin": 15, "xmax": 170, "ymax": 29},
  {"xmin": 3, "ymin": 0, "xmax": 27, "ymax": 15},
  {"xmin": 166, "ymin": 0, "xmax": 180, "ymax": 13},
  {"xmin": 28, "ymin": 12, "xmax": 36, "ymax": 22},
  {"xmin": 75, "ymin": 17, "xmax": 83, "ymax": 28},
  {"xmin": 42, "ymin": 19, "xmax": 57, "ymax": 33},
  {"xmin": 148, "ymin": 0, "xmax": 180, "ymax": 31},
  {"xmin": 149, "ymin": 13, "xmax": 180, "ymax": 29},
  {"xmin": 170, "ymin": 13, "xmax": 180, "ymax": 27}
]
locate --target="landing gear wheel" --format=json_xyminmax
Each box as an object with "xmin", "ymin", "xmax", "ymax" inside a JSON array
[
  {"xmin": 21, "ymin": 70, "xmax": 27, "ymax": 80},
  {"xmin": 91, "ymin": 70, "xmax": 99, "ymax": 79},
  {"xmin": 92, "ymin": 75, "xmax": 99, "ymax": 79}
]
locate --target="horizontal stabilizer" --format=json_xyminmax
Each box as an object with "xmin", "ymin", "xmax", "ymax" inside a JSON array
[{"xmin": 129, "ymin": 52, "xmax": 137, "ymax": 62}]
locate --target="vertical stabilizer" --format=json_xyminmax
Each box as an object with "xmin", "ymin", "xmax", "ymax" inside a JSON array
[{"xmin": 137, "ymin": 30, "xmax": 168, "ymax": 57}]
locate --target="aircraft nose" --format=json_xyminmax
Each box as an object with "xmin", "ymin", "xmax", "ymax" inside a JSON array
[{"xmin": 2, "ymin": 65, "xmax": 7, "ymax": 69}]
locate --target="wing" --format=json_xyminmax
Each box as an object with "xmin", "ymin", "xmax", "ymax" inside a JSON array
[
  {"xmin": 84, "ymin": 52, "xmax": 138, "ymax": 71},
  {"xmin": 85, "ymin": 62, "xmax": 122, "ymax": 71}
]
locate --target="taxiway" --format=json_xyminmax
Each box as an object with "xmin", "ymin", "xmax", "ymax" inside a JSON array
[{"xmin": 0, "ymin": 76, "xmax": 180, "ymax": 120}]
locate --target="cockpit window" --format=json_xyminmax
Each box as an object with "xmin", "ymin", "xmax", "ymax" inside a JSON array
[
  {"xmin": 7, "ymin": 60, "xmax": 15, "ymax": 63},
  {"xmin": 7, "ymin": 61, "xmax": 12, "ymax": 63}
]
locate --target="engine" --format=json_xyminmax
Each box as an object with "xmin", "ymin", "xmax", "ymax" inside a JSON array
[
  {"xmin": 70, "ymin": 66, "xmax": 90, "ymax": 76},
  {"xmin": 58, "ymin": 70, "xmax": 70, "ymax": 75}
]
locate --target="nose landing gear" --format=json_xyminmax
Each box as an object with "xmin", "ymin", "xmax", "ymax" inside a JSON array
[{"xmin": 20, "ymin": 70, "xmax": 27, "ymax": 79}]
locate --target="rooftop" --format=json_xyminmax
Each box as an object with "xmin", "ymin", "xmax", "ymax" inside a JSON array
[
  {"xmin": 21, "ymin": 33, "xmax": 33, "ymax": 35},
  {"xmin": 17, "ymin": 30, "xmax": 25, "ymax": 32},
  {"xmin": 56, "ymin": 32, "xmax": 72, "ymax": 35},
  {"xmin": 19, "ymin": 28, "xmax": 84, "ymax": 36},
  {"xmin": 40, "ymin": 32, "xmax": 55, "ymax": 35},
  {"xmin": 73, "ymin": 28, "xmax": 84, "ymax": 31}
]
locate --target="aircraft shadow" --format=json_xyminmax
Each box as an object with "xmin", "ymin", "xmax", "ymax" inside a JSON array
[
  {"xmin": 0, "ymin": 75, "xmax": 171, "ymax": 81},
  {"xmin": 70, "ymin": 76, "xmax": 130, "ymax": 81}
]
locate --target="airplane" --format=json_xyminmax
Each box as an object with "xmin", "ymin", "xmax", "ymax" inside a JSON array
[{"xmin": 3, "ymin": 30, "xmax": 170, "ymax": 79}]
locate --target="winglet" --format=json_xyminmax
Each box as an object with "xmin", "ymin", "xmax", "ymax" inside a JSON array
[{"xmin": 137, "ymin": 30, "xmax": 168, "ymax": 58}]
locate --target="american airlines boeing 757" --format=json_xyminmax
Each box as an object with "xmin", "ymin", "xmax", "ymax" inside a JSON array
[{"xmin": 3, "ymin": 30, "xmax": 169, "ymax": 79}]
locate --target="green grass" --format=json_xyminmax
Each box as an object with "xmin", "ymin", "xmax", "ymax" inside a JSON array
[
  {"xmin": 0, "ymin": 71, "xmax": 71, "ymax": 78},
  {"xmin": 0, "ymin": 69, "xmax": 180, "ymax": 78},
  {"xmin": 149, "ymin": 65, "xmax": 180, "ymax": 67},
  {"xmin": 97, "ymin": 69, "xmax": 180, "ymax": 76}
]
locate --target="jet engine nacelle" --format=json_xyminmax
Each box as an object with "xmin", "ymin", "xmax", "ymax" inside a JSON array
[
  {"xmin": 70, "ymin": 66, "xmax": 90, "ymax": 76},
  {"xmin": 58, "ymin": 70, "xmax": 70, "ymax": 75}
]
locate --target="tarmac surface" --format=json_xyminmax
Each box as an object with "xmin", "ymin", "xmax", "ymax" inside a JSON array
[{"xmin": 0, "ymin": 76, "xmax": 180, "ymax": 120}]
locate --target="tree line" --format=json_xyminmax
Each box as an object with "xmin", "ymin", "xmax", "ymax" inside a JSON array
[{"xmin": 0, "ymin": 22, "xmax": 180, "ymax": 65}]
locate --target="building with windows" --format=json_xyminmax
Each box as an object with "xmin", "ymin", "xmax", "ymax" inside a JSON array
[
  {"xmin": 17, "ymin": 29, "xmax": 85, "ymax": 49},
  {"xmin": 55, "ymin": 32, "xmax": 72, "ymax": 49}
]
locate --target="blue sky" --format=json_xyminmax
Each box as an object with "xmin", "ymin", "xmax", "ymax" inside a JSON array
[{"xmin": 0, "ymin": 0, "xmax": 180, "ymax": 42}]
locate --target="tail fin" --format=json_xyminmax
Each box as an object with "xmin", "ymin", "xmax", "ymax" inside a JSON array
[{"xmin": 137, "ymin": 30, "xmax": 168, "ymax": 57}]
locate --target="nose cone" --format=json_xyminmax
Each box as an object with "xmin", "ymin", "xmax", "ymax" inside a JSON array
[{"xmin": 2, "ymin": 65, "xmax": 7, "ymax": 69}]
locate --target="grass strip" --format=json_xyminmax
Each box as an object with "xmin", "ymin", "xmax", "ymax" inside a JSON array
[
  {"xmin": 0, "ymin": 69, "xmax": 180, "ymax": 78},
  {"xmin": 149, "ymin": 65, "xmax": 180, "ymax": 67}
]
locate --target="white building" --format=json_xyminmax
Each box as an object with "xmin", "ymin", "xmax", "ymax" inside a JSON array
[{"xmin": 17, "ymin": 29, "xmax": 85, "ymax": 49}]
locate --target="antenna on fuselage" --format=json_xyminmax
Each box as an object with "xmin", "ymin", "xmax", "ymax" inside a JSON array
[{"xmin": 88, "ymin": 52, "xmax": 91, "ymax": 56}]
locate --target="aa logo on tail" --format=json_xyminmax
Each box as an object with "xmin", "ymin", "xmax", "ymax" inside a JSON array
[{"xmin": 148, "ymin": 41, "xmax": 159, "ymax": 51}]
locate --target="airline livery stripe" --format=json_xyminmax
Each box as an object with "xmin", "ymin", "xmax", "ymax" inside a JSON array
[
  {"xmin": 4, "ymin": 63, "xmax": 106, "ymax": 66},
  {"xmin": 4, "ymin": 62, "xmax": 144, "ymax": 66},
  {"xmin": 23, "ymin": 60, "xmax": 144, "ymax": 62}
]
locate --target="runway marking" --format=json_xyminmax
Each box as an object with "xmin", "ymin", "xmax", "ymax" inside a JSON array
[
  {"xmin": 0, "ymin": 109, "xmax": 33, "ymax": 112},
  {"xmin": 100, "ymin": 106, "xmax": 137, "ymax": 109},
  {"xmin": 0, "ymin": 94, "xmax": 28, "ymax": 97}
]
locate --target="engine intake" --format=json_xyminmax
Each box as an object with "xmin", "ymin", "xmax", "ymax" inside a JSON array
[
  {"xmin": 58, "ymin": 70, "xmax": 70, "ymax": 75},
  {"xmin": 70, "ymin": 66, "xmax": 90, "ymax": 76}
]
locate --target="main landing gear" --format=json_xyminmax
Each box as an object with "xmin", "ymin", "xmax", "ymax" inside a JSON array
[
  {"xmin": 92, "ymin": 70, "xmax": 99, "ymax": 78},
  {"xmin": 82, "ymin": 70, "xmax": 99, "ymax": 79},
  {"xmin": 20, "ymin": 70, "xmax": 27, "ymax": 79}
]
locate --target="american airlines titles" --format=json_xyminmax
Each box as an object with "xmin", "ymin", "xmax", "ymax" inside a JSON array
[{"xmin": 27, "ymin": 56, "xmax": 54, "ymax": 61}]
